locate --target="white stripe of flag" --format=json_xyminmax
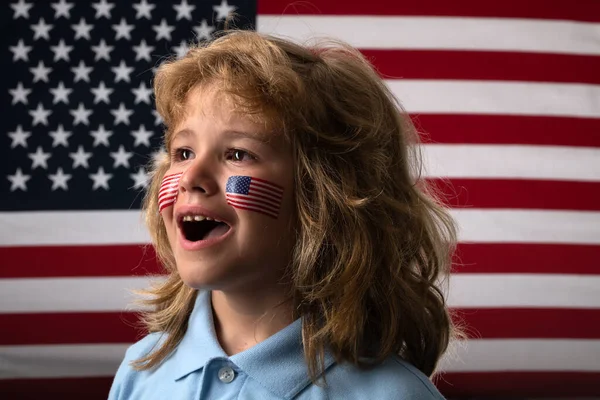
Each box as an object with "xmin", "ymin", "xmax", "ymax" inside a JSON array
[{"xmin": 2, "ymin": 339, "xmax": 599, "ymax": 379}]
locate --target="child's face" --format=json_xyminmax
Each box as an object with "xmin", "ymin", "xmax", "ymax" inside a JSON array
[{"xmin": 161, "ymin": 84, "xmax": 296, "ymax": 293}]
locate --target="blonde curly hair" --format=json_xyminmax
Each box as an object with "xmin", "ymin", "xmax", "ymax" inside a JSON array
[{"xmin": 132, "ymin": 30, "xmax": 459, "ymax": 381}]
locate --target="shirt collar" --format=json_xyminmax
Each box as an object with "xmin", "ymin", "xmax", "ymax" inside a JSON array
[
  {"xmin": 168, "ymin": 290, "xmax": 336, "ymax": 399},
  {"xmin": 169, "ymin": 290, "xmax": 228, "ymax": 380}
]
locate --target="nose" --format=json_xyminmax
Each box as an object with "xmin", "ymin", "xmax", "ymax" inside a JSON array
[{"xmin": 178, "ymin": 152, "xmax": 219, "ymax": 196}]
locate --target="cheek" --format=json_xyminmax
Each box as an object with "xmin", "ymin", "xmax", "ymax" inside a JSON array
[{"xmin": 161, "ymin": 208, "xmax": 175, "ymax": 229}]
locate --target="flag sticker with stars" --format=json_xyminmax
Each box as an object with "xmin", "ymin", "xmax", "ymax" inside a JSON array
[
  {"xmin": 225, "ymin": 175, "xmax": 284, "ymax": 219},
  {"xmin": 1, "ymin": 0, "xmax": 252, "ymax": 211}
]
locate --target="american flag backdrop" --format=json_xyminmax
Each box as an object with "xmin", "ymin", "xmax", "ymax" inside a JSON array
[{"xmin": 1, "ymin": 0, "xmax": 599, "ymax": 398}]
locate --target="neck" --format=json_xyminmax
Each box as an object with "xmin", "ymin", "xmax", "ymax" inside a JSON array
[{"xmin": 211, "ymin": 286, "xmax": 294, "ymax": 356}]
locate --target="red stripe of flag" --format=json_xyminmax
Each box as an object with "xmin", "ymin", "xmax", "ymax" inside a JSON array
[
  {"xmin": 6, "ymin": 374, "xmax": 594, "ymax": 400},
  {"xmin": 3, "ymin": 308, "xmax": 599, "ymax": 346},
  {"xmin": 2, "ymin": 241, "xmax": 599, "ymax": 280},
  {"xmin": 454, "ymin": 243, "xmax": 600, "ymax": 275},
  {"xmin": 364, "ymin": 50, "xmax": 600, "ymax": 84},
  {"xmin": 0, "ymin": 246, "xmax": 162, "ymax": 278},
  {"xmin": 0, "ymin": 312, "xmax": 142, "ymax": 345},
  {"xmin": 452, "ymin": 308, "xmax": 600, "ymax": 339},
  {"xmin": 431, "ymin": 179, "xmax": 600, "ymax": 211},
  {"xmin": 259, "ymin": 0, "xmax": 600, "ymax": 22},
  {"xmin": 0, "ymin": 378, "xmax": 116, "ymax": 400},
  {"xmin": 4, "ymin": 374, "xmax": 596, "ymax": 400},
  {"xmin": 436, "ymin": 372, "xmax": 600, "ymax": 397},
  {"xmin": 414, "ymin": 115, "xmax": 600, "ymax": 148}
]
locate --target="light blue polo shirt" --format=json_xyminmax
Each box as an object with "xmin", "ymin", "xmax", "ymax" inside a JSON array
[{"xmin": 108, "ymin": 290, "xmax": 445, "ymax": 399}]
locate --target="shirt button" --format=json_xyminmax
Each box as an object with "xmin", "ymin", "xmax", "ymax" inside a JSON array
[{"xmin": 218, "ymin": 366, "xmax": 235, "ymax": 383}]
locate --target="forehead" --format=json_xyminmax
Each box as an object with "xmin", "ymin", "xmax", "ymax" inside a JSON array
[{"xmin": 169, "ymin": 84, "xmax": 283, "ymax": 145}]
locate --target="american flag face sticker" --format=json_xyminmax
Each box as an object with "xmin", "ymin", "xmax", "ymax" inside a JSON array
[
  {"xmin": 225, "ymin": 176, "xmax": 284, "ymax": 219},
  {"xmin": 158, "ymin": 172, "xmax": 183, "ymax": 213}
]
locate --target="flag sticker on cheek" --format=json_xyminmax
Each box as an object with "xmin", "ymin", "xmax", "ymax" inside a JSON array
[
  {"xmin": 225, "ymin": 176, "xmax": 284, "ymax": 219},
  {"xmin": 158, "ymin": 172, "xmax": 183, "ymax": 213}
]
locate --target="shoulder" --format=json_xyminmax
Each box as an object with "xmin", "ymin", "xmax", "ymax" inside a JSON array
[
  {"xmin": 123, "ymin": 332, "xmax": 166, "ymax": 361},
  {"xmin": 108, "ymin": 333, "xmax": 166, "ymax": 400},
  {"xmin": 323, "ymin": 356, "xmax": 445, "ymax": 400}
]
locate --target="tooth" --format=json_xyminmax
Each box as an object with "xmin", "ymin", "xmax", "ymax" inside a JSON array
[
  {"xmin": 194, "ymin": 215, "xmax": 205, "ymax": 222},
  {"xmin": 183, "ymin": 216, "xmax": 192, "ymax": 222},
  {"xmin": 215, "ymin": 219, "xmax": 221, "ymax": 223},
  {"xmin": 206, "ymin": 217, "xmax": 213, "ymax": 221}
]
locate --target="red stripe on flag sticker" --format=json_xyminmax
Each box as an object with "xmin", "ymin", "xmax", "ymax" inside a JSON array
[
  {"xmin": 435, "ymin": 372, "xmax": 600, "ymax": 398},
  {"xmin": 158, "ymin": 184, "xmax": 178, "ymax": 195},
  {"xmin": 0, "ymin": 312, "xmax": 141, "ymax": 345},
  {"xmin": 158, "ymin": 191, "xmax": 178, "ymax": 204},
  {"xmin": 431, "ymin": 179, "xmax": 600, "ymax": 211},
  {"xmin": 258, "ymin": 0, "xmax": 600, "ymax": 22},
  {"xmin": 363, "ymin": 50, "xmax": 600, "ymax": 84},
  {"xmin": 250, "ymin": 177, "xmax": 284, "ymax": 192},
  {"xmin": 234, "ymin": 186, "xmax": 283, "ymax": 204},
  {"xmin": 160, "ymin": 180, "xmax": 179, "ymax": 189},
  {"xmin": 248, "ymin": 185, "xmax": 283, "ymax": 202},
  {"xmin": 158, "ymin": 191, "xmax": 177, "ymax": 201},
  {"xmin": 158, "ymin": 199, "xmax": 177, "ymax": 212},
  {"xmin": 226, "ymin": 192, "xmax": 280, "ymax": 209},
  {"xmin": 225, "ymin": 199, "xmax": 279, "ymax": 217},
  {"xmin": 233, "ymin": 186, "xmax": 282, "ymax": 202},
  {"xmin": 158, "ymin": 174, "xmax": 181, "ymax": 187},
  {"xmin": 0, "ymin": 245, "xmax": 162, "ymax": 278},
  {"xmin": 453, "ymin": 243, "xmax": 600, "ymax": 275},
  {"xmin": 413, "ymin": 114, "xmax": 600, "ymax": 147},
  {"xmin": 453, "ymin": 308, "xmax": 600, "ymax": 339},
  {"xmin": 226, "ymin": 202, "xmax": 278, "ymax": 219},
  {"xmin": 158, "ymin": 172, "xmax": 182, "ymax": 212}
]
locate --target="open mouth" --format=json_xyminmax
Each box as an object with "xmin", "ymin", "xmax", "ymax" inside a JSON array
[{"xmin": 179, "ymin": 215, "xmax": 231, "ymax": 242}]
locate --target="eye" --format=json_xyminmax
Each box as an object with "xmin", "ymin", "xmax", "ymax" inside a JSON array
[
  {"xmin": 171, "ymin": 148, "xmax": 194, "ymax": 162},
  {"xmin": 227, "ymin": 149, "xmax": 255, "ymax": 163}
]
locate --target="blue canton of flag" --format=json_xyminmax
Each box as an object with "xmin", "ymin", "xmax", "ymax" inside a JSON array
[
  {"xmin": 0, "ymin": 1, "xmax": 256, "ymax": 394},
  {"xmin": 1, "ymin": 0, "xmax": 255, "ymax": 211},
  {"xmin": 225, "ymin": 174, "xmax": 252, "ymax": 194}
]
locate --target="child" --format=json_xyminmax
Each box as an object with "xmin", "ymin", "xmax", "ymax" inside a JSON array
[{"xmin": 108, "ymin": 30, "xmax": 458, "ymax": 399}]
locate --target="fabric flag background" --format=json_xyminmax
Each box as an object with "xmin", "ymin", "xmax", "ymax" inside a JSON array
[{"xmin": 1, "ymin": 0, "xmax": 599, "ymax": 398}]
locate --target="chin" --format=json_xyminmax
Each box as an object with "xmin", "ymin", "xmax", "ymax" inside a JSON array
[{"xmin": 175, "ymin": 258, "xmax": 239, "ymax": 291}]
